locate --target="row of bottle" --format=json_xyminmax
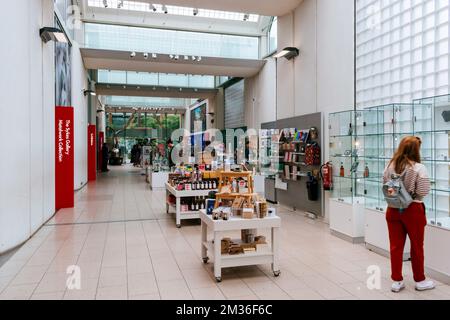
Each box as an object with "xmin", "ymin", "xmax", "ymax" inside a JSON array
[
  {"xmin": 180, "ymin": 197, "xmax": 207, "ymax": 212},
  {"xmin": 183, "ymin": 179, "xmax": 218, "ymax": 191},
  {"xmin": 339, "ymin": 162, "xmax": 370, "ymax": 178}
]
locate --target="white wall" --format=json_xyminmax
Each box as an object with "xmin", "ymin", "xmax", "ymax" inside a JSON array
[
  {"xmin": 244, "ymin": 59, "xmax": 277, "ymax": 129},
  {"xmin": 243, "ymin": 0, "xmax": 355, "ymax": 221},
  {"xmin": 0, "ymin": 0, "xmax": 55, "ymax": 253},
  {"xmin": 72, "ymin": 42, "xmax": 89, "ymax": 190}
]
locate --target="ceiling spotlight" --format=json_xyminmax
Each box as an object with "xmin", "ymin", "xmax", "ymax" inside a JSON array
[
  {"xmin": 166, "ymin": 87, "xmax": 169, "ymax": 91},
  {"xmin": 152, "ymin": 53, "xmax": 157, "ymax": 59},
  {"xmin": 149, "ymin": 4, "xmax": 157, "ymax": 12},
  {"xmin": 273, "ymin": 47, "xmax": 300, "ymax": 60},
  {"xmin": 123, "ymin": 85, "xmax": 127, "ymax": 89},
  {"xmin": 192, "ymin": 56, "xmax": 196, "ymax": 61},
  {"xmin": 117, "ymin": 0, "xmax": 123, "ymax": 9},
  {"xmin": 136, "ymin": 86, "xmax": 141, "ymax": 90},
  {"xmin": 143, "ymin": 52, "xmax": 149, "ymax": 59},
  {"xmin": 152, "ymin": 87, "xmax": 156, "ymax": 90},
  {"xmin": 243, "ymin": 14, "xmax": 249, "ymax": 21},
  {"xmin": 179, "ymin": 88, "xmax": 183, "ymax": 92},
  {"xmin": 197, "ymin": 56, "xmax": 202, "ymax": 62},
  {"xmin": 162, "ymin": 5, "xmax": 168, "ymax": 14},
  {"xmin": 130, "ymin": 51, "xmax": 136, "ymax": 58},
  {"xmin": 169, "ymin": 54, "xmax": 174, "ymax": 59},
  {"xmin": 103, "ymin": 0, "xmax": 108, "ymax": 8},
  {"xmin": 174, "ymin": 55, "xmax": 179, "ymax": 61},
  {"xmin": 184, "ymin": 55, "xmax": 189, "ymax": 61},
  {"xmin": 39, "ymin": 27, "xmax": 68, "ymax": 43},
  {"xmin": 194, "ymin": 88, "xmax": 198, "ymax": 92},
  {"xmin": 83, "ymin": 89, "xmax": 96, "ymax": 96},
  {"xmin": 193, "ymin": 8, "xmax": 199, "ymax": 16}
]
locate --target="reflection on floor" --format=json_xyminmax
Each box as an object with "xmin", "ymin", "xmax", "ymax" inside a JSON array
[{"xmin": 0, "ymin": 165, "xmax": 449, "ymax": 300}]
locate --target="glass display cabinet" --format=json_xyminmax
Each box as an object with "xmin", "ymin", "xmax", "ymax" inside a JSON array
[
  {"xmin": 329, "ymin": 111, "xmax": 365, "ymax": 204},
  {"xmin": 414, "ymin": 95, "xmax": 450, "ymax": 230},
  {"xmin": 259, "ymin": 129, "xmax": 280, "ymax": 177},
  {"xmin": 361, "ymin": 103, "xmax": 415, "ymax": 214},
  {"xmin": 414, "ymin": 95, "xmax": 450, "ymax": 282},
  {"xmin": 362, "ymin": 103, "xmax": 414, "ymax": 260},
  {"xmin": 328, "ymin": 110, "xmax": 365, "ymax": 243}
]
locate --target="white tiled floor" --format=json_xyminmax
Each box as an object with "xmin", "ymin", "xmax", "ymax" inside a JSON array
[{"xmin": 0, "ymin": 165, "xmax": 449, "ymax": 300}]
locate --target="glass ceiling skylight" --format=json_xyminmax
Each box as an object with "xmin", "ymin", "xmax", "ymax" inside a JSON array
[{"xmin": 88, "ymin": 0, "xmax": 259, "ymax": 22}]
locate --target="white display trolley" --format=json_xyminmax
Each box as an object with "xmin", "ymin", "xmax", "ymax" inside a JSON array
[
  {"xmin": 165, "ymin": 183, "xmax": 217, "ymax": 228},
  {"xmin": 199, "ymin": 209, "xmax": 281, "ymax": 282}
]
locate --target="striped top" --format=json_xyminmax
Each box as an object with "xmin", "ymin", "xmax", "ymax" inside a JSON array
[{"xmin": 383, "ymin": 162, "xmax": 431, "ymax": 203}]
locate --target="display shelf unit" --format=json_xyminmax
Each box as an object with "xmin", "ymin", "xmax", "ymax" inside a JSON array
[
  {"xmin": 259, "ymin": 129, "xmax": 280, "ymax": 177},
  {"xmin": 360, "ymin": 103, "xmax": 414, "ymax": 260},
  {"xmin": 328, "ymin": 110, "xmax": 365, "ymax": 243},
  {"xmin": 277, "ymin": 128, "xmax": 319, "ymax": 182},
  {"xmin": 414, "ymin": 94, "xmax": 450, "ymax": 284},
  {"xmin": 165, "ymin": 183, "xmax": 217, "ymax": 228},
  {"xmin": 214, "ymin": 171, "xmax": 254, "ymax": 208},
  {"xmin": 199, "ymin": 209, "xmax": 281, "ymax": 282}
]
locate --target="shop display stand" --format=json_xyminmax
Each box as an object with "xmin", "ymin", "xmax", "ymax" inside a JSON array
[
  {"xmin": 328, "ymin": 110, "xmax": 365, "ymax": 243},
  {"xmin": 199, "ymin": 209, "xmax": 281, "ymax": 282},
  {"xmin": 165, "ymin": 183, "xmax": 217, "ymax": 228},
  {"xmin": 214, "ymin": 171, "xmax": 255, "ymax": 208},
  {"xmin": 414, "ymin": 95, "xmax": 450, "ymax": 283},
  {"xmin": 362, "ymin": 104, "xmax": 413, "ymax": 260}
]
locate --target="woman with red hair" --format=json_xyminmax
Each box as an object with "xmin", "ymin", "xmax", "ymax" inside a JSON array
[{"xmin": 383, "ymin": 136, "xmax": 435, "ymax": 293}]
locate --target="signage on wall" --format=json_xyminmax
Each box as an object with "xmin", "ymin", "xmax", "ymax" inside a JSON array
[
  {"xmin": 55, "ymin": 106, "xmax": 74, "ymax": 210},
  {"xmin": 88, "ymin": 125, "xmax": 96, "ymax": 182}
]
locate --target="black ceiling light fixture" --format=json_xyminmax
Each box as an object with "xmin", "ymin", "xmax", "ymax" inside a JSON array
[
  {"xmin": 39, "ymin": 27, "xmax": 68, "ymax": 43},
  {"xmin": 83, "ymin": 89, "xmax": 96, "ymax": 96},
  {"xmin": 273, "ymin": 47, "xmax": 300, "ymax": 60}
]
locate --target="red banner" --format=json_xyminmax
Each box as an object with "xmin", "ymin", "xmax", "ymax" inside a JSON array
[
  {"xmin": 55, "ymin": 106, "xmax": 74, "ymax": 210},
  {"xmin": 88, "ymin": 125, "xmax": 96, "ymax": 181},
  {"xmin": 98, "ymin": 131, "xmax": 104, "ymax": 171}
]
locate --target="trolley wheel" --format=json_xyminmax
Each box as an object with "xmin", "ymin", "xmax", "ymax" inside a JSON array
[
  {"xmin": 215, "ymin": 277, "xmax": 222, "ymax": 283},
  {"xmin": 202, "ymin": 257, "xmax": 209, "ymax": 264},
  {"xmin": 273, "ymin": 270, "xmax": 281, "ymax": 277}
]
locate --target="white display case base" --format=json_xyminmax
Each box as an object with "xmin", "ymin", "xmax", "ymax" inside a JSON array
[
  {"xmin": 425, "ymin": 225, "xmax": 450, "ymax": 285},
  {"xmin": 330, "ymin": 229, "xmax": 364, "ymax": 244},
  {"xmin": 329, "ymin": 197, "xmax": 365, "ymax": 244},
  {"xmin": 364, "ymin": 208, "xmax": 410, "ymax": 261}
]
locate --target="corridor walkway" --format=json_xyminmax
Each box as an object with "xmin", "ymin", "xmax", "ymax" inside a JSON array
[{"xmin": 0, "ymin": 165, "xmax": 449, "ymax": 300}]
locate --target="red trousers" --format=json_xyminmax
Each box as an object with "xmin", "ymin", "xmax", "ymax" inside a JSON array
[{"xmin": 386, "ymin": 202, "xmax": 427, "ymax": 282}]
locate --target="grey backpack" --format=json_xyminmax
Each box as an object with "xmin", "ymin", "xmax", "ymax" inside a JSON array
[{"xmin": 382, "ymin": 172, "xmax": 413, "ymax": 210}]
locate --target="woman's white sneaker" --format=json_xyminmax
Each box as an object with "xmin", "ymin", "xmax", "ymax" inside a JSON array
[
  {"xmin": 415, "ymin": 280, "xmax": 435, "ymax": 291},
  {"xmin": 391, "ymin": 281, "xmax": 405, "ymax": 292}
]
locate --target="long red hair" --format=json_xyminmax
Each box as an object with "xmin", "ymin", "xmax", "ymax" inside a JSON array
[{"xmin": 389, "ymin": 136, "xmax": 422, "ymax": 174}]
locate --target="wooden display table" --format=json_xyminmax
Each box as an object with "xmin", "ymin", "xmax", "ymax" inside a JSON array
[
  {"xmin": 165, "ymin": 183, "xmax": 217, "ymax": 228},
  {"xmin": 199, "ymin": 209, "xmax": 281, "ymax": 282}
]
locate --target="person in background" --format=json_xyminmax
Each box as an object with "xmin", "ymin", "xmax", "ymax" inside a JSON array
[
  {"xmin": 383, "ymin": 136, "xmax": 434, "ymax": 293},
  {"xmin": 134, "ymin": 143, "xmax": 142, "ymax": 167},
  {"xmin": 167, "ymin": 138, "xmax": 175, "ymax": 168},
  {"xmin": 101, "ymin": 142, "xmax": 109, "ymax": 172}
]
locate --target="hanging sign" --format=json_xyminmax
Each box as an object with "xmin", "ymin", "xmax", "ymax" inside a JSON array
[
  {"xmin": 88, "ymin": 125, "xmax": 96, "ymax": 181},
  {"xmin": 55, "ymin": 106, "xmax": 74, "ymax": 210}
]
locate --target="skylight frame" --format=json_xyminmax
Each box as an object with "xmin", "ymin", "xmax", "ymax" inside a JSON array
[{"xmin": 88, "ymin": 0, "xmax": 260, "ymax": 23}]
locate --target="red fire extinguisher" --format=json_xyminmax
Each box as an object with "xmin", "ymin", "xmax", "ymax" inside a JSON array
[{"xmin": 320, "ymin": 162, "xmax": 333, "ymax": 191}]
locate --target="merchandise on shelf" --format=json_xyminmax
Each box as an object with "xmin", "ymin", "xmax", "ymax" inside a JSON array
[
  {"xmin": 328, "ymin": 110, "xmax": 366, "ymax": 204},
  {"xmin": 414, "ymin": 95, "xmax": 450, "ymax": 230}
]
